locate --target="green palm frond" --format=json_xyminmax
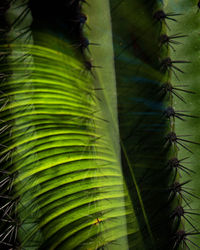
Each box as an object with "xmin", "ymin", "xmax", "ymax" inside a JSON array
[
  {"xmin": 1, "ymin": 0, "xmax": 200, "ymax": 249},
  {"xmin": 0, "ymin": 38, "xmax": 141, "ymax": 249}
]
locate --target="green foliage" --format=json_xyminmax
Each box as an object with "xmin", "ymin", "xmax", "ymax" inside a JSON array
[
  {"xmin": 110, "ymin": 0, "xmax": 175, "ymax": 249},
  {"xmin": 0, "ymin": 0, "xmax": 200, "ymax": 249}
]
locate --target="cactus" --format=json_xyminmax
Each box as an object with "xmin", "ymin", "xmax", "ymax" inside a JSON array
[{"xmin": 0, "ymin": 0, "xmax": 199, "ymax": 249}]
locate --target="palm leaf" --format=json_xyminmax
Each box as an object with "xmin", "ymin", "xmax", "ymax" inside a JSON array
[
  {"xmin": 0, "ymin": 1, "xmax": 142, "ymax": 249},
  {"xmin": 1, "ymin": 0, "xmax": 200, "ymax": 249}
]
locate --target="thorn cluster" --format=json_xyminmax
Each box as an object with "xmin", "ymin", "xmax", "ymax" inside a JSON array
[
  {"xmin": 70, "ymin": 0, "xmax": 101, "ymax": 75},
  {"xmin": 156, "ymin": 5, "xmax": 200, "ymax": 249}
]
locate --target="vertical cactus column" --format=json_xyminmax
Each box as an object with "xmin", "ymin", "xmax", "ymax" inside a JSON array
[
  {"xmin": 163, "ymin": 0, "xmax": 200, "ymax": 249},
  {"xmin": 110, "ymin": 0, "xmax": 190, "ymax": 249},
  {"xmin": 0, "ymin": 0, "xmax": 34, "ymax": 248},
  {"xmin": 1, "ymin": 0, "xmax": 200, "ymax": 249}
]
